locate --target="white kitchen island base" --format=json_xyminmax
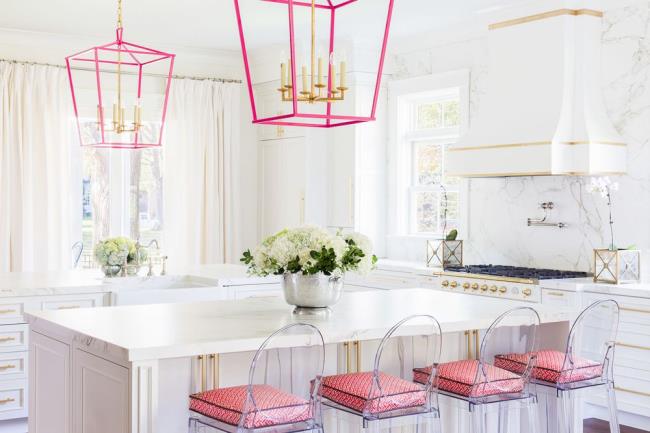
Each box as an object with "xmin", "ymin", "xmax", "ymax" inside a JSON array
[{"xmin": 26, "ymin": 289, "xmax": 574, "ymax": 433}]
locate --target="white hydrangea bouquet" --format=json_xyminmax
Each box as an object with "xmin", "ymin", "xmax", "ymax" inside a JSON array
[
  {"xmin": 94, "ymin": 237, "xmax": 147, "ymax": 276},
  {"xmin": 241, "ymin": 226, "xmax": 377, "ymax": 277}
]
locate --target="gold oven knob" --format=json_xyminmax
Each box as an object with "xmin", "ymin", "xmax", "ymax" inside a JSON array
[
  {"xmin": 471, "ymin": 283, "xmax": 479, "ymax": 290},
  {"xmin": 463, "ymin": 282, "xmax": 470, "ymax": 290},
  {"xmin": 490, "ymin": 285, "xmax": 498, "ymax": 293},
  {"xmin": 450, "ymin": 281, "xmax": 458, "ymax": 288},
  {"xmin": 480, "ymin": 285, "xmax": 488, "ymax": 292},
  {"xmin": 522, "ymin": 288, "xmax": 532, "ymax": 297},
  {"xmin": 499, "ymin": 286, "xmax": 507, "ymax": 294},
  {"xmin": 442, "ymin": 280, "xmax": 449, "ymax": 287}
]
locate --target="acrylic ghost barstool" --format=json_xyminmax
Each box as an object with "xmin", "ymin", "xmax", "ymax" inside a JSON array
[
  {"xmin": 413, "ymin": 306, "xmax": 541, "ymax": 433},
  {"xmin": 495, "ymin": 300, "xmax": 620, "ymax": 433},
  {"xmin": 320, "ymin": 315, "xmax": 443, "ymax": 433},
  {"xmin": 188, "ymin": 323, "xmax": 325, "ymax": 433}
]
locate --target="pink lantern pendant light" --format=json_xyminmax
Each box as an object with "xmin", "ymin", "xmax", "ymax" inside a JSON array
[
  {"xmin": 234, "ymin": 0, "xmax": 395, "ymax": 128},
  {"xmin": 66, "ymin": 0, "xmax": 175, "ymax": 148}
]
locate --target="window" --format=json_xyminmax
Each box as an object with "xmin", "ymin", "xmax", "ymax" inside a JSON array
[
  {"xmin": 388, "ymin": 70, "xmax": 469, "ymax": 240},
  {"xmin": 76, "ymin": 122, "xmax": 164, "ymax": 268},
  {"xmin": 407, "ymin": 93, "xmax": 461, "ymax": 235}
]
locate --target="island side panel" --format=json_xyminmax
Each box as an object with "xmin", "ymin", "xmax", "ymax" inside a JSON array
[{"xmin": 29, "ymin": 331, "xmax": 70, "ymax": 433}]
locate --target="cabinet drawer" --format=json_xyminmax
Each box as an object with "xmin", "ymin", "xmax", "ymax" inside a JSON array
[
  {"xmin": 541, "ymin": 289, "xmax": 578, "ymax": 308},
  {"xmin": 0, "ymin": 352, "xmax": 27, "ymax": 380},
  {"xmin": 0, "ymin": 302, "xmax": 25, "ymax": 325},
  {"xmin": 0, "ymin": 379, "xmax": 27, "ymax": 421},
  {"xmin": 0, "ymin": 325, "xmax": 28, "ymax": 353},
  {"xmin": 42, "ymin": 299, "xmax": 96, "ymax": 311}
]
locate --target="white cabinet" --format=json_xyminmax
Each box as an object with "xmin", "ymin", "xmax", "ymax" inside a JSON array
[
  {"xmin": 73, "ymin": 349, "xmax": 129, "ymax": 433},
  {"xmin": 0, "ymin": 292, "xmax": 107, "ymax": 428},
  {"xmin": 581, "ymin": 292, "xmax": 650, "ymax": 428},
  {"xmin": 326, "ymin": 132, "xmax": 355, "ymax": 229},
  {"xmin": 28, "ymin": 332, "xmax": 69, "ymax": 433},
  {"xmin": 540, "ymin": 288, "xmax": 578, "ymax": 309},
  {"xmin": 0, "ymin": 379, "xmax": 27, "ymax": 423},
  {"xmin": 260, "ymin": 137, "xmax": 307, "ymax": 236}
]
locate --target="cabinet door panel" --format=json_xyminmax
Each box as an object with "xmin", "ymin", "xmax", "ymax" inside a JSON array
[
  {"xmin": 73, "ymin": 349, "xmax": 129, "ymax": 433},
  {"xmin": 261, "ymin": 138, "xmax": 306, "ymax": 236},
  {"xmin": 29, "ymin": 332, "xmax": 70, "ymax": 433}
]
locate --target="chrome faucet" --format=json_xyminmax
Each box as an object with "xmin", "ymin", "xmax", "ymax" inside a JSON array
[
  {"xmin": 145, "ymin": 239, "xmax": 160, "ymax": 250},
  {"xmin": 71, "ymin": 241, "xmax": 84, "ymax": 268},
  {"xmin": 142, "ymin": 239, "xmax": 161, "ymax": 277}
]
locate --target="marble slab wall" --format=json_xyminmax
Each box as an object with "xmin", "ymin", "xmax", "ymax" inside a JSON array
[{"xmin": 388, "ymin": 1, "xmax": 650, "ymax": 276}]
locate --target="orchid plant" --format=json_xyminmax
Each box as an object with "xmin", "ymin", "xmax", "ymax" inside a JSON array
[{"xmin": 586, "ymin": 177, "xmax": 619, "ymax": 251}]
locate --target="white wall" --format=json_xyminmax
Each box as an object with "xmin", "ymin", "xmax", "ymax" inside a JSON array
[{"xmin": 386, "ymin": 1, "xmax": 650, "ymax": 276}]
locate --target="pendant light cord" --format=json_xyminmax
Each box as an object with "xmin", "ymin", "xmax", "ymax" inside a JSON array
[{"xmin": 117, "ymin": 0, "xmax": 123, "ymax": 29}]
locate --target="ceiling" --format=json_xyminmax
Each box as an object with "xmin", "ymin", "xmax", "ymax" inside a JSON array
[{"xmin": 2, "ymin": 0, "xmax": 532, "ymax": 52}]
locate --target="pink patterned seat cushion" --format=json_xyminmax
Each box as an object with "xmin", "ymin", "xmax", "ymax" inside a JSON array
[
  {"xmin": 189, "ymin": 384, "xmax": 312, "ymax": 428},
  {"xmin": 321, "ymin": 372, "xmax": 426, "ymax": 414},
  {"xmin": 413, "ymin": 360, "xmax": 524, "ymax": 398},
  {"xmin": 494, "ymin": 350, "xmax": 603, "ymax": 384}
]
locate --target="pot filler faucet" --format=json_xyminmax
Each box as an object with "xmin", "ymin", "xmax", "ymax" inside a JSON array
[{"xmin": 527, "ymin": 202, "xmax": 566, "ymax": 229}]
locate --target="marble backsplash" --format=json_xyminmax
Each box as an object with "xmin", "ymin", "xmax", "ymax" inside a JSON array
[{"xmin": 388, "ymin": 1, "xmax": 650, "ymax": 276}]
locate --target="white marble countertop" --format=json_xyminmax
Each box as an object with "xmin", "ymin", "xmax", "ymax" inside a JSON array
[
  {"xmin": 540, "ymin": 277, "xmax": 650, "ymax": 299},
  {"xmin": 26, "ymin": 288, "xmax": 573, "ymax": 362},
  {"xmin": 0, "ymin": 264, "xmax": 270, "ymax": 297},
  {"xmin": 375, "ymin": 259, "xmax": 435, "ymax": 275}
]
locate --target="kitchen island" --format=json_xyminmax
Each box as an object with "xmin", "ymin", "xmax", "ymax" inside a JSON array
[{"xmin": 26, "ymin": 288, "xmax": 573, "ymax": 433}]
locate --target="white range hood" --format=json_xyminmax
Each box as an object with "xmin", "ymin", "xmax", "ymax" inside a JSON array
[{"xmin": 447, "ymin": 0, "xmax": 627, "ymax": 177}]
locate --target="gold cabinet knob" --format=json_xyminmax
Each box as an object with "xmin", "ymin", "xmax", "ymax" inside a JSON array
[
  {"xmin": 499, "ymin": 286, "xmax": 507, "ymax": 294},
  {"xmin": 490, "ymin": 285, "xmax": 498, "ymax": 293},
  {"xmin": 450, "ymin": 281, "xmax": 458, "ymax": 288},
  {"xmin": 480, "ymin": 285, "xmax": 488, "ymax": 292},
  {"xmin": 522, "ymin": 288, "xmax": 532, "ymax": 297},
  {"xmin": 463, "ymin": 282, "xmax": 470, "ymax": 290},
  {"xmin": 471, "ymin": 283, "xmax": 479, "ymax": 290},
  {"xmin": 442, "ymin": 280, "xmax": 449, "ymax": 287}
]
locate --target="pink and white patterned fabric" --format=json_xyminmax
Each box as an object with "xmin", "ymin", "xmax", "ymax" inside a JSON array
[
  {"xmin": 321, "ymin": 371, "xmax": 426, "ymax": 414},
  {"xmin": 413, "ymin": 360, "xmax": 524, "ymax": 398},
  {"xmin": 494, "ymin": 349, "xmax": 603, "ymax": 384},
  {"xmin": 189, "ymin": 384, "xmax": 312, "ymax": 428}
]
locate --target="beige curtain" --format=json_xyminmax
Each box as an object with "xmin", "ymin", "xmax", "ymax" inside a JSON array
[
  {"xmin": 0, "ymin": 61, "xmax": 72, "ymax": 272},
  {"xmin": 163, "ymin": 79, "xmax": 241, "ymax": 270}
]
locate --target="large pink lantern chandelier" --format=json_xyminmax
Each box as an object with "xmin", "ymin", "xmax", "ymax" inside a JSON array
[
  {"xmin": 65, "ymin": 0, "xmax": 175, "ymax": 148},
  {"xmin": 234, "ymin": 0, "xmax": 395, "ymax": 128}
]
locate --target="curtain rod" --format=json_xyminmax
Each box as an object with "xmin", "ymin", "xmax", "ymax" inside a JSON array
[{"xmin": 0, "ymin": 58, "xmax": 242, "ymax": 84}]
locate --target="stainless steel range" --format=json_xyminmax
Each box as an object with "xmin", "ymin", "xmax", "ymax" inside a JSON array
[{"xmin": 435, "ymin": 265, "xmax": 589, "ymax": 303}]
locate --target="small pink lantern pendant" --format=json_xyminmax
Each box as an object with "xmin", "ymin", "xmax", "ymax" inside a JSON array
[
  {"xmin": 66, "ymin": 1, "xmax": 175, "ymax": 148},
  {"xmin": 234, "ymin": 0, "xmax": 395, "ymax": 128}
]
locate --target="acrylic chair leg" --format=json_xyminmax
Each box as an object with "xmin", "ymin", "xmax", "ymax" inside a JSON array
[
  {"xmin": 471, "ymin": 404, "xmax": 486, "ymax": 433},
  {"xmin": 606, "ymin": 385, "xmax": 621, "ymax": 433},
  {"xmin": 526, "ymin": 399, "xmax": 540, "ymax": 433},
  {"xmin": 557, "ymin": 390, "xmax": 575, "ymax": 433},
  {"xmin": 497, "ymin": 402, "xmax": 508, "ymax": 433},
  {"xmin": 188, "ymin": 417, "xmax": 198, "ymax": 433}
]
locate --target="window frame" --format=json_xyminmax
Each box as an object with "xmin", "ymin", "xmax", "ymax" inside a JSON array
[{"xmin": 387, "ymin": 70, "xmax": 470, "ymax": 240}]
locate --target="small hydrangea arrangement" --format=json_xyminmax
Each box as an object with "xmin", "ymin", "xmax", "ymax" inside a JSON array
[
  {"xmin": 94, "ymin": 237, "xmax": 147, "ymax": 267},
  {"xmin": 241, "ymin": 226, "xmax": 377, "ymax": 277}
]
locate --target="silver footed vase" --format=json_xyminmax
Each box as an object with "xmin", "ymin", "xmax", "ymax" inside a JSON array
[{"xmin": 282, "ymin": 273, "xmax": 343, "ymax": 312}]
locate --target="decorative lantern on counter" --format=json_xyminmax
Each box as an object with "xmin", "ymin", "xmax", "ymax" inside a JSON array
[
  {"xmin": 233, "ymin": 0, "xmax": 395, "ymax": 127},
  {"xmin": 427, "ymin": 239, "xmax": 463, "ymax": 269},
  {"xmin": 593, "ymin": 249, "xmax": 641, "ymax": 284},
  {"xmin": 65, "ymin": 0, "xmax": 175, "ymax": 148}
]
